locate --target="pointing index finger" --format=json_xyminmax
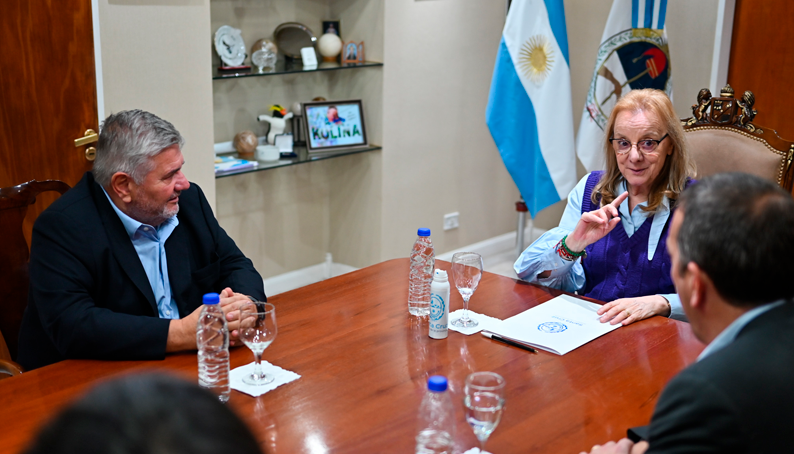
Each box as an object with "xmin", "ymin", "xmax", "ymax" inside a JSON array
[{"xmin": 611, "ymin": 191, "xmax": 629, "ymax": 208}]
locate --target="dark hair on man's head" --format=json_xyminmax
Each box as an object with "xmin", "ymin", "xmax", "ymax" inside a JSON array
[
  {"xmin": 93, "ymin": 110, "xmax": 184, "ymax": 187},
  {"xmin": 677, "ymin": 172, "xmax": 794, "ymax": 307},
  {"xmin": 24, "ymin": 374, "xmax": 262, "ymax": 454}
]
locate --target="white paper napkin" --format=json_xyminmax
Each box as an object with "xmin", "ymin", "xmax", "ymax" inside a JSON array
[
  {"xmin": 448, "ymin": 310, "xmax": 502, "ymax": 336},
  {"xmin": 230, "ymin": 361, "xmax": 301, "ymax": 397},
  {"xmin": 462, "ymin": 448, "xmax": 491, "ymax": 454}
]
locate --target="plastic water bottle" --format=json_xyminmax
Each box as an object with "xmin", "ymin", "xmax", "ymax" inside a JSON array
[
  {"xmin": 197, "ymin": 293, "xmax": 230, "ymax": 403},
  {"xmin": 429, "ymin": 269, "xmax": 450, "ymax": 339},
  {"xmin": 409, "ymin": 228, "xmax": 435, "ymax": 316},
  {"xmin": 415, "ymin": 375, "xmax": 455, "ymax": 454}
]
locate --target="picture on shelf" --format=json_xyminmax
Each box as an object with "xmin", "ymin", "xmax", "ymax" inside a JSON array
[
  {"xmin": 342, "ymin": 41, "xmax": 365, "ymax": 64},
  {"xmin": 343, "ymin": 42, "xmax": 358, "ymax": 62},
  {"xmin": 302, "ymin": 99, "xmax": 368, "ymax": 152},
  {"xmin": 322, "ymin": 20, "xmax": 341, "ymax": 38}
]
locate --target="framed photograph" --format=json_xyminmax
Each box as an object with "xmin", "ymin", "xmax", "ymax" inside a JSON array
[
  {"xmin": 357, "ymin": 41, "xmax": 365, "ymax": 63},
  {"xmin": 322, "ymin": 20, "xmax": 341, "ymax": 38},
  {"xmin": 302, "ymin": 99, "xmax": 368, "ymax": 153},
  {"xmin": 342, "ymin": 41, "xmax": 359, "ymax": 64}
]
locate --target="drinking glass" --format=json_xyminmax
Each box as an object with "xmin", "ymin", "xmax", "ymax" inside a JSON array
[
  {"xmin": 237, "ymin": 301, "xmax": 277, "ymax": 385},
  {"xmin": 464, "ymin": 372, "xmax": 506, "ymax": 451},
  {"xmin": 450, "ymin": 252, "xmax": 483, "ymax": 328}
]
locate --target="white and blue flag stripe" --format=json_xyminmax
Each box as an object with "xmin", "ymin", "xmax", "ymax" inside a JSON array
[
  {"xmin": 632, "ymin": 0, "xmax": 667, "ymax": 29},
  {"xmin": 486, "ymin": 0, "xmax": 576, "ymax": 217}
]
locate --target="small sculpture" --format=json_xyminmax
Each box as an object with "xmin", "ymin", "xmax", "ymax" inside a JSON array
[
  {"xmin": 257, "ymin": 105, "xmax": 294, "ymax": 145},
  {"xmin": 233, "ymin": 130, "xmax": 258, "ymax": 159},
  {"xmin": 318, "ymin": 33, "xmax": 343, "ymax": 62},
  {"xmin": 252, "ymin": 49, "xmax": 277, "ymax": 73},
  {"xmin": 737, "ymin": 90, "xmax": 757, "ymax": 126},
  {"xmin": 692, "ymin": 88, "xmax": 712, "ymax": 121}
]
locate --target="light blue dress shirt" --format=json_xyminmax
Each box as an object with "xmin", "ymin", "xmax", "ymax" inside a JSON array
[
  {"xmin": 102, "ymin": 188, "xmax": 180, "ymax": 320},
  {"xmin": 514, "ymin": 173, "xmax": 686, "ymax": 321},
  {"xmin": 697, "ymin": 299, "xmax": 787, "ymax": 361}
]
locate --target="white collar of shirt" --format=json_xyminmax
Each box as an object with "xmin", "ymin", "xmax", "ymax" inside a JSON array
[
  {"xmin": 697, "ymin": 299, "xmax": 787, "ymax": 361},
  {"xmin": 101, "ymin": 187, "xmax": 178, "ymax": 238},
  {"xmin": 616, "ymin": 179, "xmax": 671, "ymax": 261}
]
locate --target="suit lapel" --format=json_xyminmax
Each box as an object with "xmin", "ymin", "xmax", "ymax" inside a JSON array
[
  {"xmin": 165, "ymin": 220, "xmax": 192, "ymax": 317},
  {"xmin": 91, "ymin": 179, "xmax": 158, "ymax": 315}
]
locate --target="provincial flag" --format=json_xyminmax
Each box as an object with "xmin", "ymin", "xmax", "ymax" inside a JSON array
[
  {"xmin": 576, "ymin": 0, "xmax": 672, "ymax": 172},
  {"xmin": 486, "ymin": 0, "xmax": 577, "ymax": 217}
]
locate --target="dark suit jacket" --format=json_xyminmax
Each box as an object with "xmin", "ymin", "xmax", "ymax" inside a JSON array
[
  {"xmin": 643, "ymin": 300, "xmax": 794, "ymax": 453},
  {"xmin": 18, "ymin": 172, "xmax": 265, "ymax": 370}
]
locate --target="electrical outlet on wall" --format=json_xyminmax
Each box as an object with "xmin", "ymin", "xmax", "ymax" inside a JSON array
[{"xmin": 443, "ymin": 212, "xmax": 459, "ymax": 230}]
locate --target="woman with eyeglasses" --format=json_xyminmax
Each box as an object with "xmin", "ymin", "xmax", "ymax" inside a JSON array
[{"xmin": 515, "ymin": 89, "xmax": 695, "ymax": 326}]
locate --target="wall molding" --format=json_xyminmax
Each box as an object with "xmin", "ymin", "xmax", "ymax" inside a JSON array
[
  {"xmin": 436, "ymin": 226, "xmax": 547, "ymax": 261},
  {"xmin": 710, "ymin": 0, "xmax": 736, "ymax": 94}
]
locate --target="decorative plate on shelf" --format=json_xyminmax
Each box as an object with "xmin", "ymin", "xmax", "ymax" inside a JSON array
[
  {"xmin": 274, "ymin": 22, "xmax": 317, "ymax": 59},
  {"xmin": 214, "ymin": 25, "xmax": 247, "ymax": 67}
]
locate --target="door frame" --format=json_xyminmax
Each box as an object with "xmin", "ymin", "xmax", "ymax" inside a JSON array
[
  {"xmin": 92, "ymin": 0, "xmax": 105, "ymax": 123},
  {"xmin": 709, "ymin": 0, "xmax": 736, "ymax": 94}
]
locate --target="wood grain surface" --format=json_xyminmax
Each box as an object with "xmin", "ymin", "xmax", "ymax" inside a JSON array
[
  {"xmin": 0, "ymin": 259, "xmax": 703, "ymax": 454},
  {"xmin": 728, "ymin": 0, "xmax": 794, "ymax": 142},
  {"xmin": 0, "ymin": 0, "xmax": 97, "ymax": 245}
]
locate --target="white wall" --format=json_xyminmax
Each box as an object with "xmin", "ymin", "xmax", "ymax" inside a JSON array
[
  {"xmin": 98, "ymin": 0, "xmax": 216, "ymax": 205},
  {"xmin": 380, "ymin": 0, "xmax": 518, "ymax": 259}
]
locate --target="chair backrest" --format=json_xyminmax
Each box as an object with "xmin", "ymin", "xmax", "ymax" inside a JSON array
[
  {"xmin": 681, "ymin": 85, "xmax": 794, "ymax": 193},
  {"xmin": 0, "ymin": 180, "xmax": 70, "ymax": 361}
]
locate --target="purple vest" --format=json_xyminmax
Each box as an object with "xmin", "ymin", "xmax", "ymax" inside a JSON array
[{"xmin": 580, "ymin": 171, "xmax": 676, "ymax": 301}]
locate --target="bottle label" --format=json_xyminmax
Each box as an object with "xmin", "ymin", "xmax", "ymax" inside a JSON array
[{"xmin": 429, "ymin": 293, "xmax": 448, "ymax": 335}]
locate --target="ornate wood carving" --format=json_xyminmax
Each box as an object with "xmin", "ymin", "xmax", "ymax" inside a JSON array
[
  {"xmin": 685, "ymin": 85, "xmax": 759, "ymax": 131},
  {"xmin": 681, "ymin": 84, "xmax": 794, "ymax": 193}
]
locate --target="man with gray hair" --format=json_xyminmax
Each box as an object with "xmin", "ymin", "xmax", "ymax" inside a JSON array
[
  {"xmin": 581, "ymin": 172, "xmax": 794, "ymax": 454},
  {"xmin": 19, "ymin": 110, "xmax": 265, "ymax": 370}
]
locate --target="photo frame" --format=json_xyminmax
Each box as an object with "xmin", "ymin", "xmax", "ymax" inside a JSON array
[
  {"xmin": 357, "ymin": 41, "xmax": 365, "ymax": 63},
  {"xmin": 322, "ymin": 20, "xmax": 341, "ymax": 38},
  {"xmin": 342, "ymin": 41, "xmax": 358, "ymax": 64},
  {"xmin": 302, "ymin": 99, "xmax": 368, "ymax": 153}
]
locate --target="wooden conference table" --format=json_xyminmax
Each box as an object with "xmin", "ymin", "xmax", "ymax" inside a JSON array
[{"xmin": 0, "ymin": 258, "xmax": 703, "ymax": 454}]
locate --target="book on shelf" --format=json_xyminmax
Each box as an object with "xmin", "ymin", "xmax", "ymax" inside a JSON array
[{"xmin": 214, "ymin": 155, "xmax": 258, "ymax": 174}]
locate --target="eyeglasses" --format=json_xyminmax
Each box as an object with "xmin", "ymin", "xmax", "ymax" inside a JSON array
[{"xmin": 609, "ymin": 133, "xmax": 669, "ymax": 156}]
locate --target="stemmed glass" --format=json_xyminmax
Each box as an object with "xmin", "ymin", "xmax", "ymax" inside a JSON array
[
  {"xmin": 237, "ymin": 301, "xmax": 277, "ymax": 385},
  {"xmin": 451, "ymin": 252, "xmax": 484, "ymax": 328},
  {"xmin": 464, "ymin": 372, "xmax": 506, "ymax": 452}
]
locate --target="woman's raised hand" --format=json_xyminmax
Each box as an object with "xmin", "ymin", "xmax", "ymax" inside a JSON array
[{"xmin": 565, "ymin": 191, "xmax": 629, "ymax": 253}]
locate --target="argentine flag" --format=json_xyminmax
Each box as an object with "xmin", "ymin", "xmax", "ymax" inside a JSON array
[{"xmin": 486, "ymin": 0, "xmax": 576, "ymax": 217}]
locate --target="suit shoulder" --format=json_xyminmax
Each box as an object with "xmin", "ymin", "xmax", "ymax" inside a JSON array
[{"xmin": 37, "ymin": 174, "xmax": 97, "ymax": 221}]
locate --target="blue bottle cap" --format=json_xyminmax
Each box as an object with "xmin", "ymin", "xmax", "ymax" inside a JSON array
[
  {"xmin": 203, "ymin": 293, "xmax": 220, "ymax": 305},
  {"xmin": 427, "ymin": 375, "xmax": 448, "ymax": 392},
  {"xmin": 417, "ymin": 228, "xmax": 431, "ymax": 237}
]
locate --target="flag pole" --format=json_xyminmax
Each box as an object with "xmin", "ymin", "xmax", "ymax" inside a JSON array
[{"xmin": 515, "ymin": 199, "xmax": 528, "ymax": 258}]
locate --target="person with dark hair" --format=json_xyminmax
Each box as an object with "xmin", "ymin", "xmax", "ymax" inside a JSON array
[
  {"xmin": 580, "ymin": 172, "xmax": 794, "ymax": 454},
  {"xmin": 23, "ymin": 374, "xmax": 263, "ymax": 454},
  {"xmin": 516, "ymin": 89, "xmax": 696, "ymax": 326},
  {"xmin": 18, "ymin": 110, "xmax": 266, "ymax": 370}
]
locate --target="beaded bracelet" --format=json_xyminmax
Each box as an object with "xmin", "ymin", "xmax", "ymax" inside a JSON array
[{"xmin": 556, "ymin": 235, "xmax": 587, "ymax": 261}]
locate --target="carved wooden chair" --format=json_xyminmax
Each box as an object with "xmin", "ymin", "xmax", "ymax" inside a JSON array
[
  {"xmin": 0, "ymin": 179, "xmax": 70, "ymax": 379},
  {"xmin": 681, "ymin": 85, "xmax": 794, "ymax": 193}
]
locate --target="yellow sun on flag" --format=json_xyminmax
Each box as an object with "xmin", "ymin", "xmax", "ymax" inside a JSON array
[{"xmin": 519, "ymin": 35, "xmax": 555, "ymax": 85}]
